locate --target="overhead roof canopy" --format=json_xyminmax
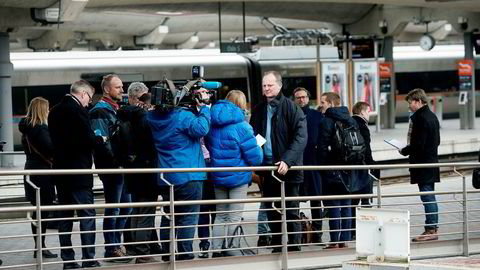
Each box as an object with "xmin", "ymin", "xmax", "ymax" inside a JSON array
[{"xmin": 1, "ymin": 0, "xmax": 480, "ymax": 51}]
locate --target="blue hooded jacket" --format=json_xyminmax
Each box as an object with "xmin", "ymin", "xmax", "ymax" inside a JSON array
[
  {"xmin": 147, "ymin": 106, "xmax": 210, "ymax": 186},
  {"xmin": 207, "ymin": 100, "xmax": 263, "ymax": 188}
]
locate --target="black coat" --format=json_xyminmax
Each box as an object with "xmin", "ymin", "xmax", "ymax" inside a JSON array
[
  {"xmin": 401, "ymin": 105, "xmax": 440, "ymax": 184},
  {"xmin": 48, "ymin": 95, "xmax": 96, "ymax": 189},
  {"xmin": 352, "ymin": 115, "xmax": 375, "ymax": 193},
  {"xmin": 117, "ymin": 105, "xmax": 158, "ymax": 195},
  {"xmin": 250, "ymin": 93, "xmax": 307, "ymax": 183},
  {"xmin": 300, "ymin": 106, "xmax": 324, "ymax": 196},
  {"xmin": 318, "ymin": 106, "xmax": 359, "ymax": 194},
  {"xmin": 18, "ymin": 118, "xmax": 56, "ymax": 205}
]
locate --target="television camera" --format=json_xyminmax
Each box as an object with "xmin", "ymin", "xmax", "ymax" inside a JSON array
[{"xmin": 151, "ymin": 66, "xmax": 221, "ymax": 111}]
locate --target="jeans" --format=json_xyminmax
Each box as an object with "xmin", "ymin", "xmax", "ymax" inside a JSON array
[
  {"xmin": 198, "ymin": 180, "xmax": 216, "ymax": 249},
  {"xmin": 324, "ymin": 199, "xmax": 352, "ymax": 243},
  {"xmin": 418, "ymin": 183, "xmax": 439, "ymax": 230},
  {"xmin": 159, "ymin": 181, "xmax": 202, "ymax": 260},
  {"xmin": 264, "ymin": 175, "xmax": 301, "ymax": 250},
  {"xmin": 129, "ymin": 192, "xmax": 160, "ymax": 255},
  {"xmin": 57, "ymin": 186, "xmax": 96, "ymax": 261},
  {"xmin": 257, "ymin": 202, "xmax": 271, "ymax": 235},
  {"xmin": 212, "ymin": 184, "xmax": 248, "ymax": 251},
  {"xmin": 100, "ymin": 174, "xmax": 132, "ymax": 254}
]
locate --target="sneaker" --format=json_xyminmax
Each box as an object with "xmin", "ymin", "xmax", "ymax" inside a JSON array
[
  {"xmin": 105, "ymin": 248, "xmax": 132, "ymax": 263},
  {"xmin": 135, "ymin": 257, "xmax": 159, "ymax": 264},
  {"xmin": 412, "ymin": 229, "xmax": 438, "ymax": 242},
  {"xmin": 323, "ymin": 244, "xmax": 339, "ymax": 249},
  {"xmin": 257, "ymin": 235, "xmax": 271, "ymax": 247},
  {"xmin": 82, "ymin": 261, "xmax": 101, "ymax": 268},
  {"xmin": 198, "ymin": 246, "xmax": 209, "ymax": 259}
]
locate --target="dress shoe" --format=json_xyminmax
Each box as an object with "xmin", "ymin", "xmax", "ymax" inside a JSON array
[
  {"xmin": 63, "ymin": 262, "xmax": 81, "ymax": 269},
  {"xmin": 135, "ymin": 257, "xmax": 159, "ymax": 264},
  {"xmin": 338, "ymin": 243, "xmax": 347, "ymax": 248},
  {"xmin": 211, "ymin": 252, "xmax": 223, "ymax": 258},
  {"xmin": 412, "ymin": 229, "xmax": 438, "ymax": 242},
  {"xmin": 105, "ymin": 248, "xmax": 132, "ymax": 263},
  {"xmin": 82, "ymin": 261, "xmax": 101, "ymax": 268},
  {"xmin": 34, "ymin": 249, "xmax": 58, "ymax": 259}
]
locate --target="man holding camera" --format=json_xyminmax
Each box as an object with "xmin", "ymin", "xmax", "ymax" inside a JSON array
[{"xmin": 147, "ymin": 81, "xmax": 211, "ymax": 261}]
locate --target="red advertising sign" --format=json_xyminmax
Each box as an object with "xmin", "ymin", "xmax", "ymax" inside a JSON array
[
  {"xmin": 379, "ymin": 62, "xmax": 392, "ymax": 78},
  {"xmin": 457, "ymin": 59, "xmax": 473, "ymax": 76}
]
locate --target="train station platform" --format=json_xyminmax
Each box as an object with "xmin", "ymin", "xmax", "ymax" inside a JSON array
[{"xmin": 371, "ymin": 117, "xmax": 480, "ymax": 162}]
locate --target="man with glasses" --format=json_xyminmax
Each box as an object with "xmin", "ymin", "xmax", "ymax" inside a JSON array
[
  {"xmin": 48, "ymin": 80, "xmax": 100, "ymax": 269},
  {"xmin": 89, "ymin": 74, "xmax": 132, "ymax": 262},
  {"xmin": 293, "ymin": 87, "xmax": 325, "ymax": 244}
]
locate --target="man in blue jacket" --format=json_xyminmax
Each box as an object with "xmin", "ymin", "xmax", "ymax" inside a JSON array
[
  {"xmin": 90, "ymin": 74, "xmax": 132, "ymax": 262},
  {"xmin": 293, "ymin": 87, "xmax": 324, "ymax": 244},
  {"xmin": 147, "ymin": 88, "xmax": 211, "ymax": 261}
]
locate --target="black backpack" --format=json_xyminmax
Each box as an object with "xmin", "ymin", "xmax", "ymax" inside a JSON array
[
  {"xmin": 110, "ymin": 119, "xmax": 135, "ymax": 167},
  {"xmin": 332, "ymin": 121, "xmax": 366, "ymax": 165}
]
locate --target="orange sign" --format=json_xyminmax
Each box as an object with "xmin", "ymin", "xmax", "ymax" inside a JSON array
[
  {"xmin": 457, "ymin": 59, "xmax": 473, "ymax": 76},
  {"xmin": 379, "ymin": 62, "xmax": 392, "ymax": 78}
]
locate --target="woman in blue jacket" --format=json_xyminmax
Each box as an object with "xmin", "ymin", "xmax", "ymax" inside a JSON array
[{"xmin": 207, "ymin": 90, "xmax": 263, "ymax": 257}]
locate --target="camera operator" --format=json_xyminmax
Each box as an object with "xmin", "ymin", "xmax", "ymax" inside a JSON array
[{"xmin": 147, "ymin": 81, "xmax": 211, "ymax": 261}]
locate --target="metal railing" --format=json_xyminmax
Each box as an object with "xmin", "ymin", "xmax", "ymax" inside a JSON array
[{"xmin": 0, "ymin": 162, "xmax": 478, "ymax": 269}]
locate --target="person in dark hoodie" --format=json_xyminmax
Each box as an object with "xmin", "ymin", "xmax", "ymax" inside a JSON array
[
  {"xmin": 351, "ymin": 101, "xmax": 379, "ymax": 240},
  {"xmin": 207, "ymin": 90, "xmax": 263, "ymax": 257},
  {"xmin": 19, "ymin": 97, "xmax": 58, "ymax": 259},
  {"xmin": 318, "ymin": 92, "xmax": 355, "ymax": 249},
  {"xmin": 118, "ymin": 82, "xmax": 161, "ymax": 264},
  {"xmin": 293, "ymin": 87, "xmax": 325, "ymax": 244},
  {"xmin": 250, "ymin": 71, "xmax": 307, "ymax": 252}
]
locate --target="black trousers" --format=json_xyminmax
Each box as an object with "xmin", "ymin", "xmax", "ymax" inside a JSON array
[
  {"xmin": 128, "ymin": 192, "xmax": 160, "ymax": 255},
  {"xmin": 56, "ymin": 185, "xmax": 96, "ymax": 261},
  {"xmin": 263, "ymin": 174, "xmax": 301, "ymax": 250}
]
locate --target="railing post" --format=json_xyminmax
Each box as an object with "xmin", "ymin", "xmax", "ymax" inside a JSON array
[
  {"xmin": 26, "ymin": 175, "xmax": 43, "ymax": 270},
  {"xmin": 456, "ymin": 167, "xmax": 470, "ymax": 256},
  {"xmin": 271, "ymin": 171, "xmax": 288, "ymax": 270},
  {"xmin": 370, "ymin": 171, "xmax": 381, "ymax": 208},
  {"xmin": 160, "ymin": 173, "xmax": 176, "ymax": 270}
]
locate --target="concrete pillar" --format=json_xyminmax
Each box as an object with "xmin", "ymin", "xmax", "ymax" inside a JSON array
[
  {"xmin": 463, "ymin": 32, "xmax": 475, "ymax": 129},
  {"xmin": 382, "ymin": 36, "xmax": 395, "ymax": 129},
  {"xmin": 0, "ymin": 32, "xmax": 14, "ymax": 167}
]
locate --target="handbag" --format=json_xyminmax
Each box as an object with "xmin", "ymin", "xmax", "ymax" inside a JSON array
[
  {"xmin": 25, "ymin": 136, "xmax": 53, "ymax": 168},
  {"xmin": 473, "ymin": 168, "xmax": 480, "ymax": 189}
]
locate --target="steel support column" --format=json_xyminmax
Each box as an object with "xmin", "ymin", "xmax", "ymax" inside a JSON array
[{"xmin": 0, "ymin": 32, "xmax": 14, "ymax": 167}]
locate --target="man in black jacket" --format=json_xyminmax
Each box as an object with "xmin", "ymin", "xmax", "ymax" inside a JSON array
[
  {"xmin": 293, "ymin": 87, "xmax": 324, "ymax": 244},
  {"xmin": 48, "ymin": 80, "xmax": 100, "ymax": 269},
  {"xmin": 119, "ymin": 82, "xmax": 161, "ymax": 264},
  {"xmin": 318, "ymin": 92, "xmax": 356, "ymax": 249},
  {"xmin": 400, "ymin": 88, "xmax": 440, "ymax": 242},
  {"xmin": 250, "ymin": 71, "xmax": 307, "ymax": 252}
]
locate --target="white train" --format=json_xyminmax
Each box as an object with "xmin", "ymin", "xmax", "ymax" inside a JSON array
[{"xmin": 9, "ymin": 45, "xmax": 479, "ymax": 148}]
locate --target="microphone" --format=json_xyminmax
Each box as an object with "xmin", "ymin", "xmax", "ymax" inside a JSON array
[{"xmin": 197, "ymin": 81, "xmax": 222, "ymax": 89}]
